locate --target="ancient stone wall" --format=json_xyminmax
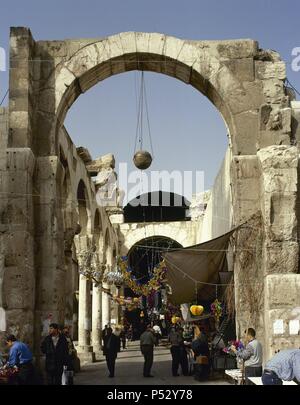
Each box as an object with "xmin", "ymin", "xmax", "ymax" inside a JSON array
[
  {"xmin": 2, "ymin": 28, "xmax": 300, "ymax": 360},
  {"xmin": 119, "ymin": 220, "xmax": 201, "ymax": 255}
]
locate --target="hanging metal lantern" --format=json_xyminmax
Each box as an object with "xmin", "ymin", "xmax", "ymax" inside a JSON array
[
  {"xmin": 104, "ymin": 267, "xmax": 124, "ymax": 287},
  {"xmin": 133, "ymin": 150, "xmax": 152, "ymax": 170}
]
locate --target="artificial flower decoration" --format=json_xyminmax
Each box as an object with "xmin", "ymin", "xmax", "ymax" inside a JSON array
[
  {"xmin": 223, "ymin": 340, "xmax": 245, "ymax": 355},
  {"xmin": 210, "ymin": 299, "xmax": 223, "ymax": 321},
  {"xmin": 117, "ymin": 256, "xmax": 167, "ymax": 296}
]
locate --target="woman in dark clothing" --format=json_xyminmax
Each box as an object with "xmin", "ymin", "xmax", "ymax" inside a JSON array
[
  {"xmin": 40, "ymin": 323, "xmax": 69, "ymax": 385},
  {"xmin": 192, "ymin": 327, "xmax": 210, "ymax": 381},
  {"xmin": 102, "ymin": 327, "xmax": 121, "ymax": 377}
]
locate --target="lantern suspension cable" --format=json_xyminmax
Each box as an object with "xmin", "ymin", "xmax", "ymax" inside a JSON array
[{"xmin": 133, "ymin": 71, "xmax": 153, "ymax": 170}]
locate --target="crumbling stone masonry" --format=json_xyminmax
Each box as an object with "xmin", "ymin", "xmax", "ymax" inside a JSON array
[{"xmin": 0, "ymin": 28, "xmax": 300, "ymax": 363}]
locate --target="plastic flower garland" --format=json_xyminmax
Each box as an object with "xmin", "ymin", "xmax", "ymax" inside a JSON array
[
  {"xmin": 111, "ymin": 294, "xmax": 141, "ymax": 310},
  {"xmin": 210, "ymin": 299, "xmax": 223, "ymax": 321},
  {"xmin": 117, "ymin": 256, "xmax": 167, "ymax": 296},
  {"xmin": 223, "ymin": 340, "xmax": 245, "ymax": 355}
]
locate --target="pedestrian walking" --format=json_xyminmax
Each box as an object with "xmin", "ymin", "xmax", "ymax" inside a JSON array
[
  {"xmin": 140, "ymin": 325, "xmax": 156, "ymax": 377},
  {"xmin": 120, "ymin": 328, "xmax": 126, "ymax": 350},
  {"xmin": 41, "ymin": 323, "xmax": 69, "ymax": 385},
  {"xmin": 153, "ymin": 323, "xmax": 162, "ymax": 346},
  {"xmin": 230, "ymin": 328, "xmax": 263, "ymax": 385},
  {"xmin": 169, "ymin": 325, "xmax": 189, "ymax": 377},
  {"xmin": 5, "ymin": 334, "xmax": 35, "ymax": 385},
  {"xmin": 262, "ymin": 349, "xmax": 300, "ymax": 385},
  {"xmin": 102, "ymin": 327, "xmax": 121, "ymax": 378}
]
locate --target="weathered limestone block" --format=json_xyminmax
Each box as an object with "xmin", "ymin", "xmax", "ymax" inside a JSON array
[
  {"xmin": 258, "ymin": 145, "xmax": 298, "ymax": 171},
  {"xmin": 232, "ymin": 155, "xmax": 260, "ymax": 178},
  {"xmin": 3, "ymin": 264, "xmax": 35, "ymax": 309},
  {"xmin": 9, "ymin": 28, "xmax": 35, "ymax": 149},
  {"xmin": 266, "ymin": 274, "xmax": 300, "ymax": 308},
  {"xmin": 217, "ymin": 40, "xmax": 258, "ymax": 59},
  {"xmin": 264, "ymin": 274, "xmax": 300, "ymax": 358},
  {"xmin": 35, "ymin": 265, "xmax": 65, "ymax": 310},
  {"xmin": 230, "ymin": 156, "xmax": 261, "ymax": 223},
  {"xmin": 291, "ymin": 100, "xmax": 300, "ymax": 147},
  {"xmin": 223, "ymin": 58, "xmax": 254, "ymax": 82},
  {"xmin": 264, "ymin": 241, "xmax": 299, "ymax": 274},
  {"xmin": 4, "ymin": 308, "xmax": 34, "ymax": 344},
  {"xmin": 258, "ymin": 145, "xmax": 298, "ymax": 242},
  {"xmin": 263, "ymin": 79, "xmax": 285, "ymax": 104},
  {"xmin": 232, "ymin": 111, "xmax": 259, "ymax": 154},
  {"xmin": 255, "ymin": 61, "xmax": 286, "ymax": 80}
]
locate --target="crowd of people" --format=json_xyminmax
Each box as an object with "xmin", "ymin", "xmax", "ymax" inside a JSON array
[{"xmin": 0, "ymin": 321, "xmax": 299, "ymax": 385}]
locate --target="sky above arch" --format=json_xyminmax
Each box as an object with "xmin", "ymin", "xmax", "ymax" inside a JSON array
[{"xmin": 0, "ymin": 0, "xmax": 299, "ymax": 191}]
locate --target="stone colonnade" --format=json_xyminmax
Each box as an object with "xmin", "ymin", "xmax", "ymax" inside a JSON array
[{"xmin": 1, "ymin": 28, "xmax": 300, "ymax": 362}]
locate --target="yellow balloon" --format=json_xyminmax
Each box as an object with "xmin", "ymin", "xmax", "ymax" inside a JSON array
[{"xmin": 190, "ymin": 305, "xmax": 204, "ymax": 316}]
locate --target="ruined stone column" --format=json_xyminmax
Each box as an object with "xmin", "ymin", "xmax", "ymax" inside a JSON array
[
  {"xmin": 0, "ymin": 28, "xmax": 36, "ymax": 350},
  {"xmin": 76, "ymin": 236, "xmax": 95, "ymax": 362},
  {"xmin": 230, "ymin": 155, "xmax": 264, "ymax": 341},
  {"xmin": 91, "ymin": 283, "xmax": 102, "ymax": 357},
  {"xmin": 258, "ymin": 145, "xmax": 300, "ymax": 360},
  {"xmin": 77, "ymin": 276, "xmax": 95, "ymax": 363},
  {"xmin": 33, "ymin": 156, "xmax": 66, "ymax": 359},
  {"xmin": 102, "ymin": 282, "xmax": 111, "ymax": 327}
]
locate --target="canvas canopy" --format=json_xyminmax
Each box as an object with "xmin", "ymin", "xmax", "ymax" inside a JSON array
[{"xmin": 162, "ymin": 229, "xmax": 235, "ymax": 304}]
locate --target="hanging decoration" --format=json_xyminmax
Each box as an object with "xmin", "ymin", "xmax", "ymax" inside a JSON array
[
  {"xmin": 78, "ymin": 249, "xmax": 105, "ymax": 287},
  {"xmin": 103, "ymin": 266, "xmax": 124, "ymax": 287},
  {"xmin": 210, "ymin": 299, "xmax": 223, "ymax": 321},
  {"xmin": 171, "ymin": 315, "xmax": 182, "ymax": 324},
  {"xmin": 190, "ymin": 305, "xmax": 204, "ymax": 317},
  {"xmin": 117, "ymin": 256, "xmax": 167, "ymax": 296},
  {"xmin": 133, "ymin": 71, "xmax": 154, "ymax": 170},
  {"xmin": 110, "ymin": 294, "xmax": 141, "ymax": 311}
]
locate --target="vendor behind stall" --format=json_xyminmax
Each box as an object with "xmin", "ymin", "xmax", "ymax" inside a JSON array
[
  {"xmin": 230, "ymin": 328, "xmax": 263, "ymax": 385},
  {"xmin": 5, "ymin": 334, "xmax": 35, "ymax": 385},
  {"xmin": 192, "ymin": 326, "xmax": 210, "ymax": 381}
]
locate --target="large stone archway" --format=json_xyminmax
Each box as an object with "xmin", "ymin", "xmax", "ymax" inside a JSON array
[{"xmin": 1, "ymin": 27, "xmax": 300, "ymax": 360}]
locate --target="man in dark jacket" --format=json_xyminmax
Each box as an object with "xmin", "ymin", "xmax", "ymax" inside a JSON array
[
  {"xmin": 140, "ymin": 325, "xmax": 157, "ymax": 377},
  {"xmin": 102, "ymin": 327, "xmax": 121, "ymax": 378},
  {"xmin": 41, "ymin": 323, "xmax": 69, "ymax": 385},
  {"xmin": 169, "ymin": 325, "xmax": 189, "ymax": 377}
]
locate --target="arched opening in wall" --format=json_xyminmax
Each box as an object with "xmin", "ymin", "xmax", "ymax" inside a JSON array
[
  {"xmin": 124, "ymin": 236, "xmax": 181, "ymax": 337},
  {"xmin": 48, "ymin": 35, "xmax": 246, "ymax": 344},
  {"xmin": 60, "ymin": 146, "xmax": 73, "ymax": 230},
  {"xmin": 93, "ymin": 209, "xmax": 103, "ymax": 252},
  {"xmin": 63, "ymin": 56, "xmax": 231, "ymax": 202},
  {"xmin": 59, "ymin": 148, "xmax": 79, "ymax": 337},
  {"xmin": 77, "ymin": 180, "xmax": 89, "ymax": 235},
  {"xmin": 124, "ymin": 191, "xmax": 191, "ymax": 223}
]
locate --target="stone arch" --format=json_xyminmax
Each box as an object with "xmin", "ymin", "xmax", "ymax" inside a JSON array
[
  {"xmin": 122, "ymin": 223, "xmax": 190, "ymax": 254},
  {"xmin": 36, "ymin": 32, "xmax": 270, "ymax": 157}
]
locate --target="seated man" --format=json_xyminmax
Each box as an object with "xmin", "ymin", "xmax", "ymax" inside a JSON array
[{"xmin": 262, "ymin": 349, "xmax": 300, "ymax": 385}]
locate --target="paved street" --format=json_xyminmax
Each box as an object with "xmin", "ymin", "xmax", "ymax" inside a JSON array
[{"xmin": 75, "ymin": 341, "xmax": 230, "ymax": 385}]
